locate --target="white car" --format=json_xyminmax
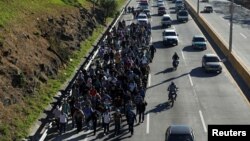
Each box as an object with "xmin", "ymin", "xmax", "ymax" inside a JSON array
[
  {"xmin": 157, "ymin": 0, "xmax": 164, "ymax": 7},
  {"xmin": 162, "ymin": 28, "xmax": 179, "ymax": 46},
  {"xmin": 161, "ymin": 14, "xmax": 172, "ymax": 27},
  {"xmin": 137, "ymin": 13, "xmax": 149, "ymax": 25}
]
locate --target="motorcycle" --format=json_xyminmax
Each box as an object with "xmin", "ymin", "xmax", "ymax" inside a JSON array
[
  {"xmin": 168, "ymin": 88, "xmax": 178, "ymax": 107},
  {"xmin": 172, "ymin": 59, "xmax": 179, "ymax": 71}
]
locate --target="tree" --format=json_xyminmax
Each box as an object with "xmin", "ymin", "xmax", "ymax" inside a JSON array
[{"xmin": 99, "ymin": 0, "xmax": 118, "ymax": 22}]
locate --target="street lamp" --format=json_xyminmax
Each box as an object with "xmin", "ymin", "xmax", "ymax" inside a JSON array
[
  {"xmin": 228, "ymin": 0, "xmax": 234, "ymax": 56},
  {"xmin": 197, "ymin": 0, "xmax": 200, "ymax": 14}
]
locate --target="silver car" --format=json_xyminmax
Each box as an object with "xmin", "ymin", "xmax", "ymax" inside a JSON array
[{"xmin": 202, "ymin": 54, "xmax": 222, "ymax": 73}]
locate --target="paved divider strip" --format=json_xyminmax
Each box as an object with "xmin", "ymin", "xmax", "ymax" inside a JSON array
[
  {"xmin": 185, "ymin": 0, "xmax": 250, "ymax": 89},
  {"xmin": 27, "ymin": 0, "xmax": 132, "ymax": 140}
]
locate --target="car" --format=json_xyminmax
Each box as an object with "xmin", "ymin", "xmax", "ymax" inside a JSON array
[
  {"xmin": 143, "ymin": 8, "xmax": 151, "ymax": 18},
  {"xmin": 158, "ymin": 6, "xmax": 166, "ymax": 16},
  {"xmin": 202, "ymin": 54, "xmax": 222, "ymax": 73},
  {"xmin": 202, "ymin": 0, "xmax": 209, "ymax": 2},
  {"xmin": 137, "ymin": 13, "xmax": 149, "ymax": 25},
  {"xmin": 175, "ymin": 0, "xmax": 184, "ymax": 7},
  {"xmin": 166, "ymin": 125, "xmax": 195, "ymax": 141},
  {"xmin": 203, "ymin": 5, "xmax": 213, "ymax": 13},
  {"xmin": 157, "ymin": 0, "xmax": 164, "ymax": 7},
  {"xmin": 177, "ymin": 10, "xmax": 189, "ymax": 22},
  {"xmin": 162, "ymin": 28, "xmax": 179, "ymax": 46},
  {"xmin": 139, "ymin": 0, "xmax": 149, "ymax": 10},
  {"xmin": 161, "ymin": 14, "xmax": 172, "ymax": 27},
  {"xmin": 192, "ymin": 35, "xmax": 207, "ymax": 50}
]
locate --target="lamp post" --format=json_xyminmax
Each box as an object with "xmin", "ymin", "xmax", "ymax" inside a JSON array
[
  {"xmin": 197, "ymin": 0, "xmax": 200, "ymax": 14},
  {"xmin": 228, "ymin": 0, "xmax": 234, "ymax": 57}
]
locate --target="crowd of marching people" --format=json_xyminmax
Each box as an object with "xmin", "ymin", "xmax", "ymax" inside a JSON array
[{"xmin": 52, "ymin": 11, "xmax": 156, "ymax": 137}]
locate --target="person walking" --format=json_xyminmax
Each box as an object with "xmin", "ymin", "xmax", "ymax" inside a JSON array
[
  {"xmin": 150, "ymin": 45, "xmax": 156, "ymax": 62},
  {"xmin": 52, "ymin": 106, "xmax": 61, "ymax": 131},
  {"xmin": 73, "ymin": 108, "xmax": 85, "ymax": 133},
  {"xmin": 127, "ymin": 110, "xmax": 137, "ymax": 136},
  {"xmin": 138, "ymin": 100, "xmax": 147, "ymax": 123},
  {"xmin": 113, "ymin": 109, "xmax": 122, "ymax": 135},
  {"xmin": 59, "ymin": 111, "xmax": 68, "ymax": 135},
  {"xmin": 102, "ymin": 109, "xmax": 111, "ymax": 135},
  {"xmin": 91, "ymin": 110, "xmax": 98, "ymax": 135}
]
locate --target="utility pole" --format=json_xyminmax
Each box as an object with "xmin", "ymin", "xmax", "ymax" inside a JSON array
[
  {"xmin": 228, "ymin": 0, "xmax": 234, "ymax": 56},
  {"xmin": 197, "ymin": 0, "xmax": 200, "ymax": 15}
]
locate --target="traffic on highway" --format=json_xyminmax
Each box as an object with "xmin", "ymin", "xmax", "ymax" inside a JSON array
[{"xmin": 44, "ymin": 0, "xmax": 250, "ymax": 141}]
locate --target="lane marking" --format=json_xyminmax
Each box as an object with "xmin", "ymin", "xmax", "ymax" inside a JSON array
[
  {"xmin": 84, "ymin": 130, "xmax": 91, "ymax": 141},
  {"xmin": 150, "ymin": 36, "xmax": 152, "ymax": 43},
  {"xmin": 146, "ymin": 114, "xmax": 150, "ymax": 134},
  {"xmin": 181, "ymin": 50, "xmax": 185, "ymax": 60},
  {"xmin": 147, "ymin": 73, "xmax": 151, "ymax": 87},
  {"xmin": 188, "ymin": 74, "xmax": 193, "ymax": 86},
  {"xmin": 240, "ymin": 33, "xmax": 247, "ymax": 39},
  {"xmin": 181, "ymin": 50, "xmax": 187, "ymax": 66},
  {"xmin": 199, "ymin": 110, "xmax": 207, "ymax": 133},
  {"xmin": 85, "ymin": 47, "xmax": 99, "ymax": 70}
]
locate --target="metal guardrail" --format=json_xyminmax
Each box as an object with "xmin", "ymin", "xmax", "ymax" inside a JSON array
[{"xmin": 36, "ymin": 0, "xmax": 132, "ymax": 140}]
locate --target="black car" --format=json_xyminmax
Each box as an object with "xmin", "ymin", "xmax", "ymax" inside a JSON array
[
  {"xmin": 158, "ymin": 6, "xmax": 166, "ymax": 16},
  {"xmin": 203, "ymin": 5, "xmax": 213, "ymax": 13},
  {"xmin": 166, "ymin": 125, "xmax": 195, "ymax": 141}
]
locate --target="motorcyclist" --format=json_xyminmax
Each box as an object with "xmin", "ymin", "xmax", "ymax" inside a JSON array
[
  {"xmin": 168, "ymin": 82, "xmax": 178, "ymax": 100},
  {"xmin": 172, "ymin": 52, "xmax": 179, "ymax": 61},
  {"xmin": 172, "ymin": 52, "xmax": 179, "ymax": 69}
]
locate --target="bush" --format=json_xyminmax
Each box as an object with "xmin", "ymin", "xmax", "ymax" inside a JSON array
[{"xmin": 100, "ymin": 0, "xmax": 118, "ymax": 18}]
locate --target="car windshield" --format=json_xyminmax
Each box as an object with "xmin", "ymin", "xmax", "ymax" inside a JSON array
[
  {"xmin": 205, "ymin": 56, "xmax": 219, "ymax": 62},
  {"xmin": 193, "ymin": 37, "xmax": 205, "ymax": 42},
  {"xmin": 163, "ymin": 17, "xmax": 170, "ymax": 21},
  {"xmin": 168, "ymin": 134, "xmax": 193, "ymax": 141},
  {"xmin": 159, "ymin": 7, "xmax": 165, "ymax": 10},
  {"xmin": 179, "ymin": 11, "xmax": 188, "ymax": 16},
  {"xmin": 164, "ymin": 32, "xmax": 176, "ymax": 36},
  {"xmin": 140, "ymin": 3, "xmax": 148, "ymax": 6},
  {"xmin": 176, "ymin": 1, "xmax": 183, "ymax": 4},
  {"xmin": 205, "ymin": 6, "xmax": 212, "ymax": 9},
  {"xmin": 138, "ymin": 15, "xmax": 147, "ymax": 19}
]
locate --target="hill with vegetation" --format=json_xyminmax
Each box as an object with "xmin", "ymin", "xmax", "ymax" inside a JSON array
[{"xmin": 0, "ymin": 0, "xmax": 125, "ymax": 140}]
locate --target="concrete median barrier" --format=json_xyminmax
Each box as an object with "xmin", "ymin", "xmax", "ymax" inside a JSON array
[{"xmin": 185, "ymin": 0, "xmax": 250, "ymax": 89}]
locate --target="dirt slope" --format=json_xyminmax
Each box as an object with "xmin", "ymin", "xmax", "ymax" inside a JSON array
[{"xmin": 0, "ymin": 1, "xmax": 106, "ymax": 140}]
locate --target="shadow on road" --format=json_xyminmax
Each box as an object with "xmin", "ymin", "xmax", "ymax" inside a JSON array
[
  {"xmin": 155, "ymin": 67, "xmax": 173, "ymax": 75},
  {"xmin": 151, "ymin": 25, "xmax": 163, "ymax": 30},
  {"xmin": 147, "ymin": 72, "xmax": 189, "ymax": 89},
  {"xmin": 182, "ymin": 45, "xmax": 204, "ymax": 52},
  {"xmin": 146, "ymin": 101, "xmax": 172, "ymax": 113},
  {"xmin": 189, "ymin": 67, "xmax": 219, "ymax": 77}
]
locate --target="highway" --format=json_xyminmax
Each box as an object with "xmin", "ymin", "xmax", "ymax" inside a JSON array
[
  {"xmin": 45, "ymin": 0, "xmax": 250, "ymax": 141},
  {"xmin": 187, "ymin": 0, "xmax": 250, "ymax": 69}
]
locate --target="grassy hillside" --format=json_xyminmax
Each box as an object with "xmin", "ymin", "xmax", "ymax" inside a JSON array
[{"xmin": 0, "ymin": 0, "xmax": 126, "ymax": 140}]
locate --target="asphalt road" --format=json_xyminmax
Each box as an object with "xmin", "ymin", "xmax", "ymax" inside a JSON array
[
  {"xmin": 45, "ymin": 0, "xmax": 250, "ymax": 141},
  {"xmin": 187, "ymin": 0, "xmax": 250, "ymax": 69}
]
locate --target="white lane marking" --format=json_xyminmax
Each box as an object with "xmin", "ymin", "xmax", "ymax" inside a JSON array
[
  {"xmin": 240, "ymin": 33, "xmax": 247, "ymax": 39},
  {"xmin": 84, "ymin": 130, "xmax": 91, "ymax": 141},
  {"xmin": 181, "ymin": 50, "xmax": 187, "ymax": 66},
  {"xmin": 147, "ymin": 73, "xmax": 151, "ymax": 87},
  {"xmin": 199, "ymin": 110, "xmax": 207, "ymax": 133},
  {"xmin": 85, "ymin": 47, "xmax": 99, "ymax": 70},
  {"xmin": 188, "ymin": 74, "xmax": 193, "ymax": 86},
  {"xmin": 146, "ymin": 114, "xmax": 150, "ymax": 134},
  {"xmin": 181, "ymin": 51, "xmax": 185, "ymax": 60},
  {"xmin": 150, "ymin": 36, "xmax": 152, "ymax": 43}
]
